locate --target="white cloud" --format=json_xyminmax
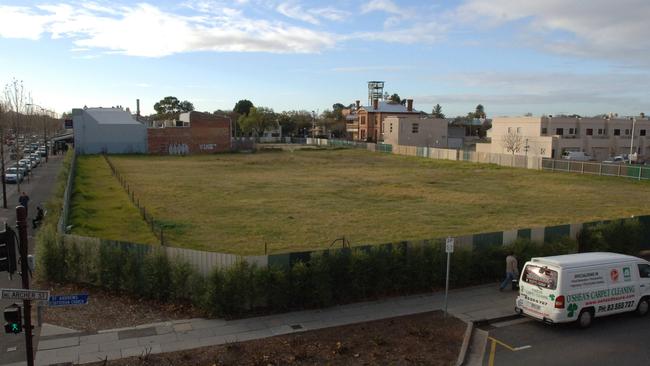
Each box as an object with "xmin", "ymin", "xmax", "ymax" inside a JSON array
[
  {"xmin": 457, "ymin": 0, "xmax": 650, "ymax": 62},
  {"xmin": 351, "ymin": 22, "xmax": 446, "ymax": 44},
  {"xmin": 0, "ymin": 2, "xmax": 336, "ymax": 57},
  {"xmin": 0, "ymin": 6, "xmax": 50, "ymax": 40},
  {"xmin": 276, "ymin": 2, "xmax": 347, "ymax": 25},
  {"xmin": 277, "ymin": 2, "xmax": 320, "ymax": 25},
  {"xmin": 361, "ymin": 0, "xmax": 401, "ymax": 14},
  {"xmin": 331, "ymin": 65, "xmax": 412, "ymax": 72}
]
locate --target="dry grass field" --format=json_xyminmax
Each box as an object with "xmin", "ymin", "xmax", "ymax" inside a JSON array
[{"xmin": 71, "ymin": 149, "xmax": 650, "ymax": 255}]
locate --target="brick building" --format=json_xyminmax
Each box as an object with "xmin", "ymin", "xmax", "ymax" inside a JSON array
[
  {"xmin": 348, "ymin": 99, "xmax": 420, "ymax": 142},
  {"xmin": 147, "ymin": 111, "xmax": 232, "ymax": 154}
]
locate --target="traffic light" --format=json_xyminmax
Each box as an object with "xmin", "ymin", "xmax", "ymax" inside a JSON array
[
  {"xmin": 0, "ymin": 227, "xmax": 17, "ymax": 274},
  {"xmin": 4, "ymin": 304, "xmax": 22, "ymax": 334}
]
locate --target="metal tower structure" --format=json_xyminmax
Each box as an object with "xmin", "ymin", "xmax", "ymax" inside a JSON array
[{"xmin": 367, "ymin": 81, "xmax": 385, "ymax": 105}]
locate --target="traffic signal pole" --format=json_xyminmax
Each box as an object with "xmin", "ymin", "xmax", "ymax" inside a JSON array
[{"xmin": 16, "ymin": 205, "xmax": 34, "ymax": 366}]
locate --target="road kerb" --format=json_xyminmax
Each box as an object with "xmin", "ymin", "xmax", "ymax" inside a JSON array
[{"xmin": 455, "ymin": 320, "xmax": 474, "ymax": 366}]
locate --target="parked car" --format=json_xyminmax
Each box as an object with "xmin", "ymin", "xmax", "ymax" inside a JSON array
[
  {"xmin": 29, "ymin": 156, "xmax": 39, "ymax": 168},
  {"xmin": 562, "ymin": 151, "xmax": 591, "ymax": 161},
  {"xmin": 603, "ymin": 155, "xmax": 629, "ymax": 164},
  {"xmin": 30, "ymin": 153, "xmax": 42, "ymax": 164},
  {"xmin": 4, "ymin": 167, "xmax": 23, "ymax": 183},
  {"xmin": 18, "ymin": 159, "xmax": 31, "ymax": 173}
]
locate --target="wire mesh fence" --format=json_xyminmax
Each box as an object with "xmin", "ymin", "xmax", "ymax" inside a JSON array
[{"xmin": 103, "ymin": 154, "xmax": 166, "ymax": 245}]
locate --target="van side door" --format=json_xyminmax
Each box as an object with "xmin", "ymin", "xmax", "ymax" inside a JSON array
[{"xmin": 638, "ymin": 262, "xmax": 650, "ymax": 298}]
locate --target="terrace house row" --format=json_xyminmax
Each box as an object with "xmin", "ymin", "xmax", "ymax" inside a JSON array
[{"xmin": 476, "ymin": 115, "xmax": 650, "ymax": 161}]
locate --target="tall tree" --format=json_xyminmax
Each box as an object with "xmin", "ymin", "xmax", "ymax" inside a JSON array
[
  {"xmin": 152, "ymin": 96, "xmax": 194, "ymax": 120},
  {"xmin": 474, "ymin": 104, "xmax": 486, "ymax": 119},
  {"xmin": 233, "ymin": 99, "xmax": 254, "ymax": 116},
  {"xmin": 431, "ymin": 104, "xmax": 445, "ymax": 118},
  {"xmin": 238, "ymin": 107, "xmax": 277, "ymax": 141},
  {"xmin": 388, "ymin": 93, "xmax": 401, "ymax": 104}
]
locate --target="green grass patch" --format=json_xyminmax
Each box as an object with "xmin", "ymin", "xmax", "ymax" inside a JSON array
[
  {"xmin": 72, "ymin": 149, "xmax": 650, "ymax": 255},
  {"xmin": 70, "ymin": 156, "xmax": 159, "ymax": 245}
]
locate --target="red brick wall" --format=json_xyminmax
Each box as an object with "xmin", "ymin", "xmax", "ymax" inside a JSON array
[{"xmin": 147, "ymin": 113, "xmax": 231, "ymax": 154}]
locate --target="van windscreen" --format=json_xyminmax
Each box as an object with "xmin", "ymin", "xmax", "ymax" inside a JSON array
[{"xmin": 523, "ymin": 265, "xmax": 558, "ymax": 290}]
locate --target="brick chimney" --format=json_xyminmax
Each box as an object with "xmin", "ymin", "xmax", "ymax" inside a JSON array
[
  {"xmin": 373, "ymin": 99, "xmax": 378, "ymax": 110},
  {"xmin": 406, "ymin": 99, "xmax": 413, "ymax": 112},
  {"xmin": 356, "ymin": 100, "xmax": 360, "ymax": 109}
]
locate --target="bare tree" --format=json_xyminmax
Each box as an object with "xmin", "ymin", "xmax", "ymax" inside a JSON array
[
  {"xmin": 501, "ymin": 130, "xmax": 523, "ymax": 155},
  {"xmin": 4, "ymin": 78, "xmax": 28, "ymax": 192}
]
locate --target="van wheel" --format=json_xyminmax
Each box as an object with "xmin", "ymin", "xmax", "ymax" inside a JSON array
[
  {"xmin": 577, "ymin": 309, "xmax": 593, "ymax": 328},
  {"xmin": 636, "ymin": 298, "xmax": 649, "ymax": 316}
]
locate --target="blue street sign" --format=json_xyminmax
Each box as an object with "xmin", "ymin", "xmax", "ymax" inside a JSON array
[{"xmin": 48, "ymin": 294, "xmax": 89, "ymax": 307}]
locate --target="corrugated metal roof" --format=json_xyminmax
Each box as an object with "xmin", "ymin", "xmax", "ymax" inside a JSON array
[
  {"xmin": 85, "ymin": 108, "xmax": 141, "ymax": 125},
  {"xmin": 360, "ymin": 101, "xmax": 419, "ymax": 113}
]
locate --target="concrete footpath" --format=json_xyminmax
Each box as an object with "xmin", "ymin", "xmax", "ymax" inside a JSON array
[{"xmin": 4, "ymin": 284, "xmax": 518, "ymax": 366}]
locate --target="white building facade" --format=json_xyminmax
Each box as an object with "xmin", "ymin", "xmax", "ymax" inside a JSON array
[{"xmin": 477, "ymin": 116, "xmax": 650, "ymax": 160}]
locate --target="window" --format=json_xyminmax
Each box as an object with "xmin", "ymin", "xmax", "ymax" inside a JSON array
[
  {"xmin": 508, "ymin": 127, "xmax": 512, "ymax": 133},
  {"xmin": 412, "ymin": 123, "xmax": 419, "ymax": 133},
  {"xmin": 569, "ymin": 128, "xmax": 575, "ymax": 134},
  {"xmin": 517, "ymin": 127, "xmax": 522, "ymax": 133},
  {"xmin": 641, "ymin": 129, "xmax": 646, "ymax": 136},
  {"xmin": 614, "ymin": 129, "xmax": 621, "ymax": 136},
  {"xmin": 360, "ymin": 116, "xmax": 366, "ymax": 125},
  {"xmin": 625, "ymin": 129, "xmax": 630, "ymax": 135},
  {"xmin": 555, "ymin": 128, "xmax": 564, "ymax": 135},
  {"xmin": 639, "ymin": 264, "xmax": 650, "ymax": 279},
  {"xmin": 523, "ymin": 265, "xmax": 558, "ymax": 290},
  {"xmin": 598, "ymin": 128, "xmax": 604, "ymax": 135},
  {"xmin": 586, "ymin": 128, "xmax": 593, "ymax": 136},
  {"xmin": 541, "ymin": 127, "xmax": 548, "ymax": 134}
]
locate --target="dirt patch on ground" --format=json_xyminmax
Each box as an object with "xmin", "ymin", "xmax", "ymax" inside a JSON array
[
  {"xmin": 88, "ymin": 311, "xmax": 465, "ymax": 366},
  {"xmin": 37, "ymin": 282, "xmax": 206, "ymax": 332}
]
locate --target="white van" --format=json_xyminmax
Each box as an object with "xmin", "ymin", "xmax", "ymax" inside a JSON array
[
  {"xmin": 562, "ymin": 151, "xmax": 591, "ymax": 161},
  {"xmin": 515, "ymin": 252, "xmax": 650, "ymax": 328}
]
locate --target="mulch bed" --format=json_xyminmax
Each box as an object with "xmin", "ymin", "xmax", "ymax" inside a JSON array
[
  {"xmin": 88, "ymin": 311, "xmax": 466, "ymax": 366},
  {"xmin": 36, "ymin": 282, "xmax": 206, "ymax": 332}
]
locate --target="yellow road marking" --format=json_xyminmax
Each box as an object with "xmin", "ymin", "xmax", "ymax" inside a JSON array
[
  {"xmin": 487, "ymin": 336, "xmax": 532, "ymax": 365},
  {"xmin": 488, "ymin": 338, "xmax": 497, "ymax": 366}
]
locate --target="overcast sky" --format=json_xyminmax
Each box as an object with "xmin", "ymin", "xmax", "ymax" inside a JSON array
[{"xmin": 1, "ymin": 0, "xmax": 649, "ymax": 117}]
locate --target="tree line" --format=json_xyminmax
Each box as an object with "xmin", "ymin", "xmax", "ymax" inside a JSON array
[{"xmin": 150, "ymin": 94, "xmax": 490, "ymax": 140}]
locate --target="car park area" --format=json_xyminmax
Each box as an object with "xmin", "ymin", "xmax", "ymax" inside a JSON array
[{"xmin": 481, "ymin": 312, "xmax": 650, "ymax": 365}]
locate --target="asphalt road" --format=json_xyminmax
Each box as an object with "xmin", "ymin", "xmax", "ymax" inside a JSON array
[
  {"xmin": 483, "ymin": 312, "xmax": 650, "ymax": 366},
  {"xmin": 0, "ymin": 154, "xmax": 64, "ymax": 366}
]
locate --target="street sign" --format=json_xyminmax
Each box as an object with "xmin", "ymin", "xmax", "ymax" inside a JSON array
[
  {"xmin": 0, "ymin": 289, "xmax": 50, "ymax": 301},
  {"xmin": 445, "ymin": 237, "xmax": 454, "ymax": 253},
  {"xmin": 48, "ymin": 294, "xmax": 88, "ymax": 307}
]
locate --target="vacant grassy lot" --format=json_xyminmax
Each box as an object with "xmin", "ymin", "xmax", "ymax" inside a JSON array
[
  {"xmin": 72, "ymin": 149, "xmax": 650, "ymax": 255},
  {"xmin": 70, "ymin": 156, "xmax": 159, "ymax": 245}
]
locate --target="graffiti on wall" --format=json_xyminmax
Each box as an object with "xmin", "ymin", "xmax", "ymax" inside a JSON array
[{"xmin": 168, "ymin": 143, "xmax": 189, "ymax": 155}]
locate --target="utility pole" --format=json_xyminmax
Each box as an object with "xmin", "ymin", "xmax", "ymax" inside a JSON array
[
  {"xmin": 629, "ymin": 117, "xmax": 636, "ymax": 163},
  {"xmin": 0, "ymin": 104, "xmax": 7, "ymax": 208},
  {"xmin": 16, "ymin": 205, "xmax": 35, "ymax": 366}
]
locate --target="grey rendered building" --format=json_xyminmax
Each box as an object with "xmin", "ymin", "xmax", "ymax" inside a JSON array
[{"xmin": 73, "ymin": 107, "xmax": 147, "ymax": 154}]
